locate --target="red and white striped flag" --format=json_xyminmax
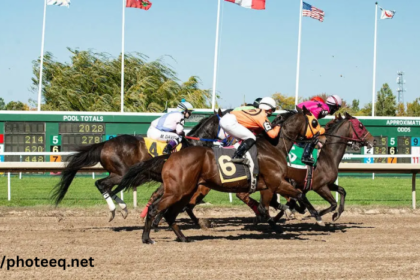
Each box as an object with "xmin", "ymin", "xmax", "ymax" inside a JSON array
[
  {"xmin": 302, "ymin": 2, "xmax": 324, "ymax": 22},
  {"xmin": 225, "ymin": 0, "xmax": 266, "ymax": 10}
]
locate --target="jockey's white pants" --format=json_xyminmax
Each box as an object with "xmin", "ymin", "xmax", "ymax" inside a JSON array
[
  {"xmin": 219, "ymin": 113, "xmax": 256, "ymax": 141},
  {"xmin": 147, "ymin": 126, "xmax": 181, "ymax": 142}
]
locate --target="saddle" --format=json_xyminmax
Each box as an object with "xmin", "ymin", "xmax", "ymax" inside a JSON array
[
  {"xmin": 212, "ymin": 144, "xmax": 259, "ymax": 193},
  {"xmin": 144, "ymin": 138, "xmax": 181, "ymax": 157}
]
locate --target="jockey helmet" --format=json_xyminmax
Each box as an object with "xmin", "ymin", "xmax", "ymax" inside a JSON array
[
  {"xmin": 259, "ymin": 97, "xmax": 277, "ymax": 111},
  {"xmin": 253, "ymin": 97, "xmax": 262, "ymax": 108},
  {"xmin": 177, "ymin": 99, "xmax": 194, "ymax": 112},
  {"xmin": 326, "ymin": 95, "xmax": 342, "ymax": 107}
]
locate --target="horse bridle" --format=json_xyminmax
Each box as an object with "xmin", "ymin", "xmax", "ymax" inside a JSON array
[{"xmin": 324, "ymin": 118, "xmax": 371, "ymax": 147}]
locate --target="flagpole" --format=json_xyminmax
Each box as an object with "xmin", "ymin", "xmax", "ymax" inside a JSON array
[
  {"xmin": 37, "ymin": 0, "xmax": 48, "ymax": 111},
  {"xmin": 294, "ymin": 0, "xmax": 303, "ymax": 105},
  {"xmin": 371, "ymin": 2, "xmax": 378, "ymax": 117},
  {"xmin": 211, "ymin": 0, "xmax": 221, "ymax": 111},
  {"xmin": 121, "ymin": 0, "xmax": 126, "ymax": 113}
]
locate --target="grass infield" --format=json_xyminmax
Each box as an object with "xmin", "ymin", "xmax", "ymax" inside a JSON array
[{"xmin": 0, "ymin": 175, "xmax": 418, "ymax": 208}]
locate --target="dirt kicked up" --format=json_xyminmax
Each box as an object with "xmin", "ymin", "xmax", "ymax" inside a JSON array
[{"xmin": 0, "ymin": 206, "xmax": 420, "ymax": 279}]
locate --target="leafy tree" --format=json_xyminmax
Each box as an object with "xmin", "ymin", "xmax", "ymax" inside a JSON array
[
  {"xmin": 31, "ymin": 49, "xmax": 213, "ymax": 112},
  {"xmin": 5, "ymin": 101, "xmax": 29, "ymax": 111},
  {"xmin": 357, "ymin": 102, "xmax": 372, "ymax": 116},
  {"xmin": 351, "ymin": 99, "xmax": 360, "ymax": 112},
  {"xmin": 375, "ymin": 83, "xmax": 396, "ymax": 116},
  {"xmin": 0, "ymin": 97, "xmax": 5, "ymax": 110},
  {"xmin": 272, "ymin": 93, "xmax": 296, "ymax": 110},
  {"xmin": 396, "ymin": 103, "xmax": 406, "ymax": 116},
  {"xmin": 407, "ymin": 98, "xmax": 420, "ymax": 116}
]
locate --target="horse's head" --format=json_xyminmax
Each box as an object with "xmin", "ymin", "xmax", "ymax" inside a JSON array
[
  {"xmin": 324, "ymin": 112, "xmax": 374, "ymax": 151},
  {"xmin": 274, "ymin": 106, "xmax": 324, "ymax": 142}
]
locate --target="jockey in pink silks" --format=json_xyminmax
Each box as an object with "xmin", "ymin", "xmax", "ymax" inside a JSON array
[{"xmin": 297, "ymin": 95, "xmax": 342, "ymax": 165}]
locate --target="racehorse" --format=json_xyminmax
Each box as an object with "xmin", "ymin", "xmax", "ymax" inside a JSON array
[
  {"xmin": 51, "ymin": 110, "xmax": 227, "ymax": 222},
  {"xmin": 113, "ymin": 106, "xmax": 324, "ymax": 244},
  {"xmin": 176, "ymin": 113, "xmax": 374, "ymax": 227}
]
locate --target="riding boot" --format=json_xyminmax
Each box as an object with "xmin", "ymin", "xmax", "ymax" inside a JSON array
[
  {"xmin": 163, "ymin": 139, "xmax": 178, "ymax": 155},
  {"xmin": 231, "ymin": 138, "xmax": 255, "ymax": 164},
  {"xmin": 301, "ymin": 139, "xmax": 318, "ymax": 166}
]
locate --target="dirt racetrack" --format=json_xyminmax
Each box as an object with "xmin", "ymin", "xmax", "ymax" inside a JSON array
[{"xmin": 1, "ymin": 206, "xmax": 420, "ymax": 279}]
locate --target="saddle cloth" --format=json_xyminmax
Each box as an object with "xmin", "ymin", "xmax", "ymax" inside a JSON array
[
  {"xmin": 212, "ymin": 144, "xmax": 259, "ymax": 192},
  {"xmin": 287, "ymin": 144, "xmax": 319, "ymax": 169},
  {"xmin": 144, "ymin": 138, "xmax": 181, "ymax": 158}
]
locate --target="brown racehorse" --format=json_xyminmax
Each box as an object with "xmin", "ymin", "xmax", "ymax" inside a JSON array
[
  {"xmin": 51, "ymin": 111, "xmax": 227, "ymax": 222},
  {"xmin": 177, "ymin": 113, "xmax": 374, "ymax": 227},
  {"xmin": 114, "ymin": 106, "xmax": 325, "ymax": 244}
]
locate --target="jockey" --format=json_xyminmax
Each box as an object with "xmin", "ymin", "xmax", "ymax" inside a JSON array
[
  {"xmin": 147, "ymin": 99, "xmax": 194, "ymax": 155},
  {"xmin": 297, "ymin": 94, "xmax": 342, "ymax": 165},
  {"xmin": 233, "ymin": 97, "xmax": 262, "ymax": 111},
  {"xmin": 220, "ymin": 97, "xmax": 280, "ymax": 164}
]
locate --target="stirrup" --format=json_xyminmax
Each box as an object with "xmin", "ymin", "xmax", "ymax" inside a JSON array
[
  {"xmin": 301, "ymin": 157, "xmax": 314, "ymax": 166},
  {"xmin": 231, "ymin": 157, "xmax": 249, "ymax": 165}
]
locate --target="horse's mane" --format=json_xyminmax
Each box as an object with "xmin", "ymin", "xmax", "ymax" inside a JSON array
[
  {"xmin": 325, "ymin": 115, "xmax": 346, "ymax": 133},
  {"xmin": 272, "ymin": 110, "xmax": 297, "ymax": 126},
  {"xmin": 187, "ymin": 115, "xmax": 215, "ymax": 136}
]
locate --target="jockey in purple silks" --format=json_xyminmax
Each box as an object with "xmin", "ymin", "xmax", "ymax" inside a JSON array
[
  {"xmin": 297, "ymin": 95, "xmax": 342, "ymax": 165},
  {"xmin": 147, "ymin": 99, "xmax": 194, "ymax": 155}
]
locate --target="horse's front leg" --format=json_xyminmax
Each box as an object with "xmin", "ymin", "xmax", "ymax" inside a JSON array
[{"xmin": 328, "ymin": 183, "xmax": 347, "ymax": 221}]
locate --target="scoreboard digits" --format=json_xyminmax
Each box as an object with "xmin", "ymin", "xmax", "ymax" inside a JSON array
[
  {"xmin": 4, "ymin": 122, "xmax": 45, "ymax": 162},
  {"xmin": 373, "ymin": 136, "xmax": 387, "ymax": 163},
  {"xmin": 59, "ymin": 123, "xmax": 105, "ymax": 160},
  {"xmin": 397, "ymin": 136, "xmax": 411, "ymax": 163}
]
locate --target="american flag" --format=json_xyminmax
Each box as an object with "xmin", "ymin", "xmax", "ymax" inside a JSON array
[{"xmin": 302, "ymin": 2, "xmax": 324, "ymax": 22}]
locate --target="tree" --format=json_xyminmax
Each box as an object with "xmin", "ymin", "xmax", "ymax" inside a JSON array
[
  {"xmin": 272, "ymin": 93, "xmax": 296, "ymax": 110},
  {"xmin": 351, "ymin": 99, "xmax": 360, "ymax": 112},
  {"xmin": 407, "ymin": 98, "xmax": 420, "ymax": 116},
  {"xmin": 32, "ymin": 49, "xmax": 213, "ymax": 112},
  {"xmin": 396, "ymin": 103, "xmax": 406, "ymax": 116},
  {"xmin": 5, "ymin": 101, "xmax": 29, "ymax": 111},
  {"xmin": 375, "ymin": 83, "xmax": 396, "ymax": 116},
  {"xmin": 0, "ymin": 97, "xmax": 5, "ymax": 110},
  {"xmin": 357, "ymin": 102, "xmax": 372, "ymax": 116}
]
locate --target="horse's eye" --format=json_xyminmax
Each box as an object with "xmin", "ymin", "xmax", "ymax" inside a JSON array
[
  {"xmin": 359, "ymin": 123, "xmax": 363, "ymax": 128},
  {"xmin": 311, "ymin": 119, "xmax": 318, "ymax": 128}
]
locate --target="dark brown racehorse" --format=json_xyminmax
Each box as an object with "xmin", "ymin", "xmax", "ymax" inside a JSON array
[
  {"xmin": 114, "ymin": 106, "xmax": 324, "ymax": 243},
  {"xmin": 51, "ymin": 111, "xmax": 226, "ymax": 222},
  {"xmin": 180, "ymin": 113, "xmax": 374, "ymax": 227}
]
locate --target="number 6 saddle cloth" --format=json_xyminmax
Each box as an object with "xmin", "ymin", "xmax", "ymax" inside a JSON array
[
  {"xmin": 212, "ymin": 144, "xmax": 259, "ymax": 193},
  {"xmin": 144, "ymin": 138, "xmax": 182, "ymax": 157}
]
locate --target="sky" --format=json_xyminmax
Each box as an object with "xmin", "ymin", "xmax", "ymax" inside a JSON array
[{"xmin": 0, "ymin": 0, "xmax": 418, "ymax": 109}]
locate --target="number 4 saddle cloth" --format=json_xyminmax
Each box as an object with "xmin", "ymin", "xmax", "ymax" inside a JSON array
[
  {"xmin": 144, "ymin": 138, "xmax": 182, "ymax": 157},
  {"xmin": 212, "ymin": 144, "xmax": 259, "ymax": 193}
]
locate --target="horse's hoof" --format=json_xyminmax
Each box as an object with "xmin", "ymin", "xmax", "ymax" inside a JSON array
[
  {"xmin": 142, "ymin": 238, "xmax": 156, "ymax": 245},
  {"xmin": 316, "ymin": 220, "xmax": 326, "ymax": 227},
  {"xmin": 332, "ymin": 212, "xmax": 340, "ymax": 222},
  {"xmin": 176, "ymin": 237, "xmax": 193, "ymax": 243},
  {"xmin": 285, "ymin": 209, "xmax": 295, "ymax": 220},
  {"xmin": 108, "ymin": 210, "xmax": 116, "ymax": 222},
  {"xmin": 198, "ymin": 219, "xmax": 212, "ymax": 230},
  {"xmin": 121, "ymin": 207, "xmax": 128, "ymax": 219}
]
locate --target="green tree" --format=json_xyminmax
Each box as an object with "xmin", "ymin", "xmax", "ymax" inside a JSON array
[
  {"xmin": 272, "ymin": 93, "xmax": 296, "ymax": 110},
  {"xmin": 0, "ymin": 97, "xmax": 5, "ymax": 110},
  {"xmin": 407, "ymin": 98, "xmax": 420, "ymax": 116},
  {"xmin": 375, "ymin": 83, "xmax": 396, "ymax": 116},
  {"xmin": 32, "ymin": 49, "xmax": 213, "ymax": 112},
  {"xmin": 351, "ymin": 99, "xmax": 360, "ymax": 112},
  {"xmin": 396, "ymin": 103, "xmax": 406, "ymax": 116},
  {"xmin": 5, "ymin": 101, "xmax": 28, "ymax": 111},
  {"xmin": 357, "ymin": 102, "xmax": 372, "ymax": 116}
]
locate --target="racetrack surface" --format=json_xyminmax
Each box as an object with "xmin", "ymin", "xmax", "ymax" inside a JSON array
[{"xmin": 1, "ymin": 206, "xmax": 420, "ymax": 279}]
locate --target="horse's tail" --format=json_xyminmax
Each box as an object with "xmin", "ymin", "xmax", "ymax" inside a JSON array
[
  {"xmin": 51, "ymin": 142, "xmax": 105, "ymax": 205},
  {"xmin": 110, "ymin": 155, "xmax": 169, "ymax": 197}
]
